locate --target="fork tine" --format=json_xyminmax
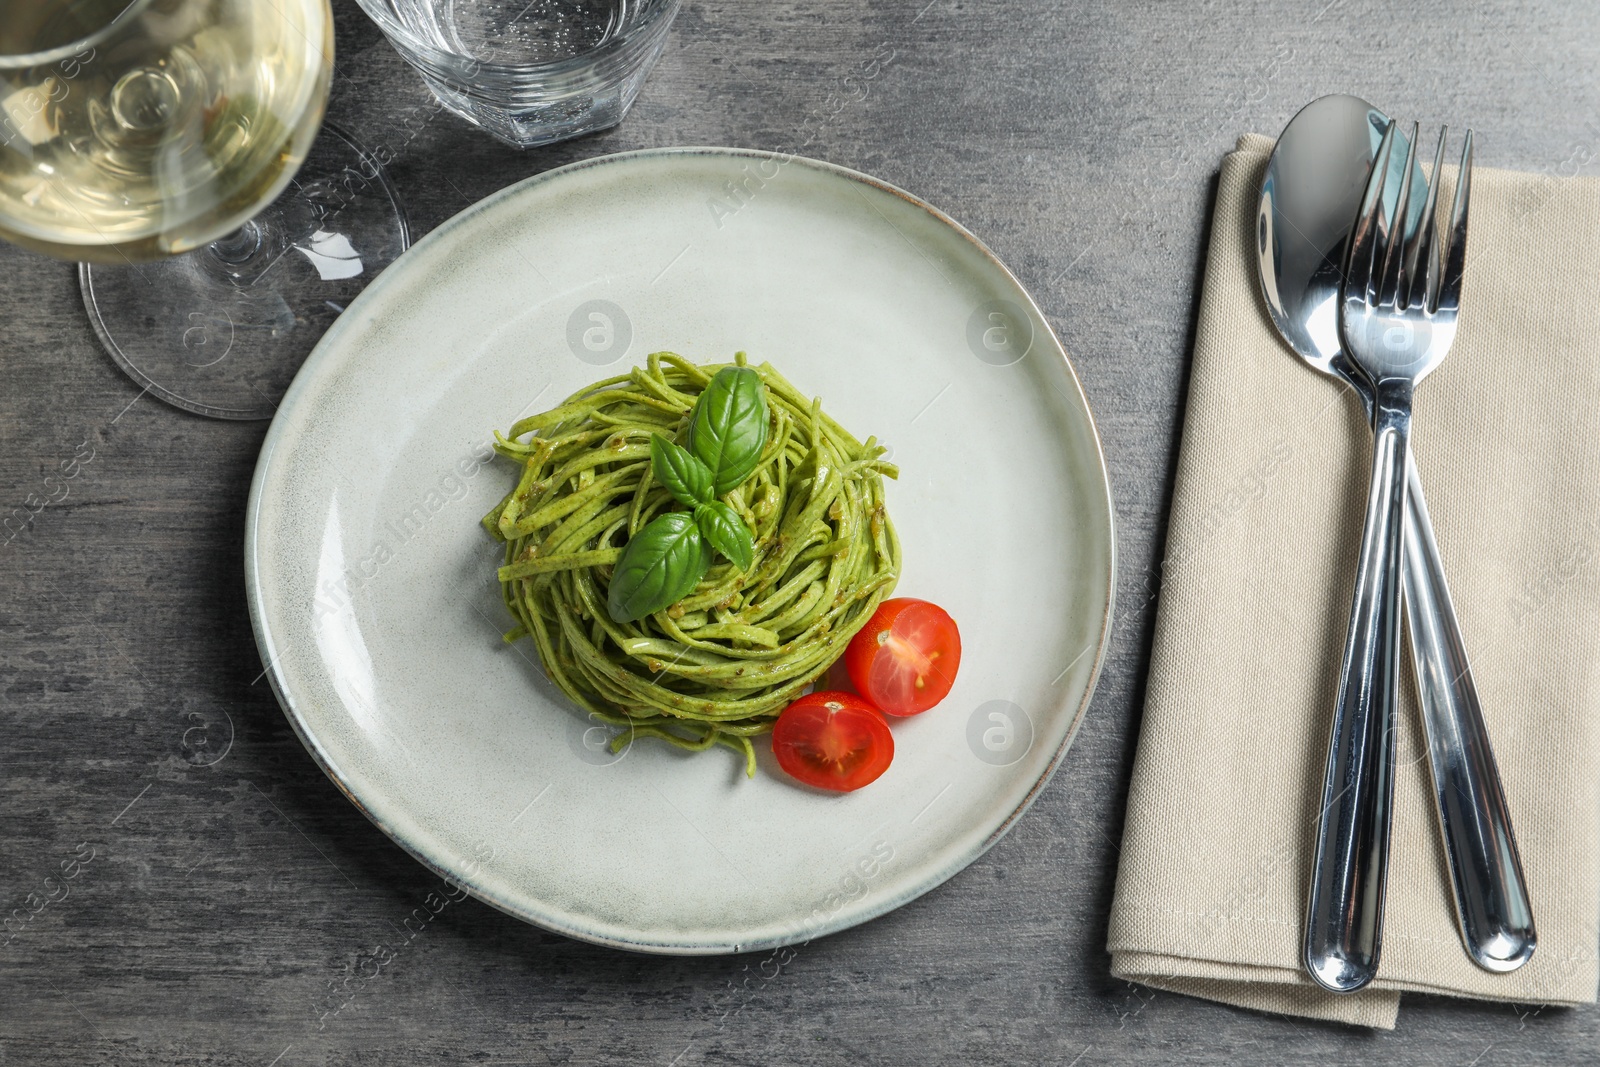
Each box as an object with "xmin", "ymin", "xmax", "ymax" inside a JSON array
[
  {"xmin": 1436, "ymin": 129, "xmax": 1474, "ymax": 313},
  {"xmin": 1404, "ymin": 126, "xmax": 1448, "ymax": 311},
  {"xmin": 1379, "ymin": 122, "xmax": 1420, "ymax": 308},
  {"xmin": 1346, "ymin": 120, "xmax": 1397, "ymax": 309}
]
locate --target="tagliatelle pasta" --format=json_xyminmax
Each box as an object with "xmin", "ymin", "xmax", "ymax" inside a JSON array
[{"xmin": 482, "ymin": 352, "xmax": 901, "ymax": 775}]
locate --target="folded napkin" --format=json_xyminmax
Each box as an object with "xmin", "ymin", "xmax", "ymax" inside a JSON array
[{"xmin": 1107, "ymin": 133, "xmax": 1600, "ymax": 1028}]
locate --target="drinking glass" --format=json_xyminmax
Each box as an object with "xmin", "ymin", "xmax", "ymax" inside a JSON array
[
  {"xmin": 0, "ymin": 0, "xmax": 409, "ymax": 419},
  {"xmin": 355, "ymin": 0, "xmax": 681, "ymax": 148}
]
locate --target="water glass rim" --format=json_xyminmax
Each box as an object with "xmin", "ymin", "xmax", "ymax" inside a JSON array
[
  {"xmin": 352, "ymin": 0, "xmax": 679, "ymax": 78},
  {"xmin": 0, "ymin": 0, "xmax": 156, "ymax": 70}
]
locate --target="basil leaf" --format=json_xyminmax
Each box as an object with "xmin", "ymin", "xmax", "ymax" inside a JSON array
[
  {"xmin": 606, "ymin": 513, "xmax": 711, "ymax": 623},
  {"xmin": 650, "ymin": 435, "xmax": 714, "ymax": 507},
  {"xmin": 688, "ymin": 366, "xmax": 769, "ymax": 497},
  {"xmin": 694, "ymin": 501, "xmax": 754, "ymax": 572}
]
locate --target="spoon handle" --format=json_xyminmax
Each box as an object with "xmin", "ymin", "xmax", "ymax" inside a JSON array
[
  {"xmin": 1401, "ymin": 456, "xmax": 1537, "ymax": 971},
  {"xmin": 1305, "ymin": 385, "xmax": 1411, "ymax": 994}
]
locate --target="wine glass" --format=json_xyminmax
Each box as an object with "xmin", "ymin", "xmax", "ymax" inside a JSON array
[{"xmin": 0, "ymin": 0, "xmax": 409, "ymax": 419}]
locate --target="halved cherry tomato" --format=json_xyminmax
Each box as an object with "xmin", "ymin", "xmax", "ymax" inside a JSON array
[
  {"xmin": 844, "ymin": 598, "xmax": 961, "ymax": 716},
  {"xmin": 772, "ymin": 691, "xmax": 893, "ymax": 792}
]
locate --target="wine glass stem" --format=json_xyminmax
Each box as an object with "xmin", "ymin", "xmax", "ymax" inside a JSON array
[
  {"xmin": 209, "ymin": 221, "xmax": 265, "ymax": 264},
  {"xmin": 204, "ymin": 193, "xmax": 322, "ymax": 286}
]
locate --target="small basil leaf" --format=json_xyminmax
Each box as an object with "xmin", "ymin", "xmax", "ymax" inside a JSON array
[
  {"xmin": 650, "ymin": 435, "xmax": 714, "ymax": 507},
  {"xmin": 606, "ymin": 513, "xmax": 711, "ymax": 623},
  {"xmin": 688, "ymin": 366, "xmax": 769, "ymax": 497},
  {"xmin": 694, "ymin": 501, "xmax": 754, "ymax": 572}
]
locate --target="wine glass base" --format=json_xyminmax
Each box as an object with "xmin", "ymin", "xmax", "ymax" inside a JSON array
[{"xmin": 80, "ymin": 122, "xmax": 410, "ymax": 421}]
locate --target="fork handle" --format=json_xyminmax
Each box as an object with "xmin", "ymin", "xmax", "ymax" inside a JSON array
[
  {"xmin": 1401, "ymin": 458, "xmax": 1537, "ymax": 971},
  {"xmin": 1305, "ymin": 381, "xmax": 1412, "ymax": 994}
]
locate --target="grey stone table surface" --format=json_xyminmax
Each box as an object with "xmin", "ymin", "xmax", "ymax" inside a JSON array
[{"xmin": 1, "ymin": 1, "xmax": 1595, "ymax": 1063}]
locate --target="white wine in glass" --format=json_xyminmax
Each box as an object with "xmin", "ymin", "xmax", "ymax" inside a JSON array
[
  {"xmin": 0, "ymin": 0, "xmax": 410, "ymax": 419},
  {"xmin": 0, "ymin": 0, "xmax": 331, "ymax": 261}
]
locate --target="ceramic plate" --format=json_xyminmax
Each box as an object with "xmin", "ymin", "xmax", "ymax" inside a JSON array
[{"xmin": 245, "ymin": 148, "xmax": 1115, "ymax": 953}]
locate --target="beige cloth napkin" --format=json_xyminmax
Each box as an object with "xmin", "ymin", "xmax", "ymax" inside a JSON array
[{"xmin": 1107, "ymin": 133, "xmax": 1600, "ymax": 1029}]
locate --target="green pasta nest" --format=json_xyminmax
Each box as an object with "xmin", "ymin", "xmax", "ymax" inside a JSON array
[{"xmin": 483, "ymin": 352, "xmax": 901, "ymax": 774}]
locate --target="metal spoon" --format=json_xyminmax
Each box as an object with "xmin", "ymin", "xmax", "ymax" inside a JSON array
[{"xmin": 1258, "ymin": 94, "xmax": 1535, "ymax": 987}]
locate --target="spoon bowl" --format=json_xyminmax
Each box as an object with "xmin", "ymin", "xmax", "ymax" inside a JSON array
[{"xmin": 1258, "ymin": 94, "xmax": 1426, "ymax": 377}]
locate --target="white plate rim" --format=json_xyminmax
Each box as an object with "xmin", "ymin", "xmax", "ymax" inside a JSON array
[{"xmin": 244, "ymin": 146, "xmax": 1118, "ymax": 953}]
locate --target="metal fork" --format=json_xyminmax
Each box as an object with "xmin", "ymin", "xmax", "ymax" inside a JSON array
[{"xmin": 1304, "ymin": 119, "xmax": 1481, "ymax": 992}]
